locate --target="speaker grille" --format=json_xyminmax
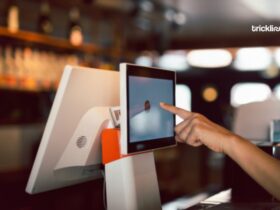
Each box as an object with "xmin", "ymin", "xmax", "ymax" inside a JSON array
[{"xmin": 76, "ymin": 136, "xmax": 87, "ymax": 148}]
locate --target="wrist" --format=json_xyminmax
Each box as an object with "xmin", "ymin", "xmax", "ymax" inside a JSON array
[{"xmin": 223, "ymin": 134, "xmax": 241, "ymax": 156}]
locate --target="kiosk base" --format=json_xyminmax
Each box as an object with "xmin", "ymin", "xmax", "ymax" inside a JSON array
[
  {"xmin": 105, "ymin": 152, "xmax": 161, "ymax": 210},
  {"xmin": 102, "ymin": 129, "xmax": 161, "ymax": 210}
]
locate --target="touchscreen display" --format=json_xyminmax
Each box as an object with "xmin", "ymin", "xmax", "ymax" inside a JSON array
[{"xmin": 128, "ymin": 75, "xmax": 174, "ymax": 143}]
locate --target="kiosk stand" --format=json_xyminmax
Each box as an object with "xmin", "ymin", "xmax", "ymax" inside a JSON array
[{"xmin": 102, "ymin": 129, "xmax": 162, "ymax": 210}]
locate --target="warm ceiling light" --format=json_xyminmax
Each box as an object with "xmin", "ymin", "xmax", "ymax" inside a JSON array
[
  {"xmin": 187, "ymin": 49, "xmax": 232, "ymax": 68},
  {"xmin": 176, "ymin": 84, "xmax": 191, "ymax": 124},
  {"xmin": 135, "ymin": 55, "xmax": 153, "ymax": 67},
  {"xmin": 234, "ymin": 47, "xmax": 272, "ymax": 71},
  {"xmin": 174, "ymin": 12, "xmax": 187, "ymax": 25},
  {"xmin": 164, "ymin": 9, "xmax": 176, "ymax": 22},
  {"xmin": 158, "ymin": 50, "xmax": 188, "ymax": 71},
  {"xmin": 274, "ymin": 48, "xmax": 280, "ymax": 67},
  {"xmin": 202, "ymin": 86, "xmax": 218, "ymax": 102},
  {"xmin": 140, "ymin": 0, "xmax": 154, "ymax": 12},
  {"xmin": 230, "ymin": 83, "xmax": 271, "ymax": 107},
  {"xmin": 262, "ymin": 63, "xmax": 279, "ymax": 79}
]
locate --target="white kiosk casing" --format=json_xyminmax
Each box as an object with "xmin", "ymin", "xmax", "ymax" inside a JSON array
[
  {"xmin": 120, "ymin": 63, "xmax": 128, "ymax": 155},
  {"xmin": 26, "ymin": 65, "xmax": 119, "ymax": 194}
]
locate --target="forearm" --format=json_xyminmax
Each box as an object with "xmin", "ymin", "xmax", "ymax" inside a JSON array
[{"xmin": 225, "ymin": 135, "xmax": 280, "ymax": 200}]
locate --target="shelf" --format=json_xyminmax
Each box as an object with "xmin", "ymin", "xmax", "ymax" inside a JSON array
[
  {"xmin": 0, "ymin": 75, "xmax": 57, "ymax": 92},
  {"xmin": 0, "ymin": 26, "xmax": 137, "ymax": 60},
  {"xmin": 0, "ymin": 26, "xmax": 100, "ymax": 54}
]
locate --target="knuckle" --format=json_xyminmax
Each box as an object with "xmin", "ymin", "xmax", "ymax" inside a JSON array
[
  {"xmin": 191, "ymin": 113, "xmax": 205, "ymax": 127},
  {"xmin": 192, "ymin": 117, "xmax": 200, "ymax": 126},
  {"xmin": 193, "ymin": 124, "xmax": 201, "ymax": 133},
  {"xmin": 193, "ymin": 113, "xmax": 202, "ymax": 119}
]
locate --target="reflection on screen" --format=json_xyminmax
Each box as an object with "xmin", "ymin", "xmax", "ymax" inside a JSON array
[{"xmin": 129, "ymin": 75, "xmax": 173, "ymax": 143}]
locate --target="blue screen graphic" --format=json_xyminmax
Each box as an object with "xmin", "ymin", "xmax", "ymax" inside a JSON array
[{"xmin": 129, "ymin": 76, "xmax": 174, "ymax": 143}]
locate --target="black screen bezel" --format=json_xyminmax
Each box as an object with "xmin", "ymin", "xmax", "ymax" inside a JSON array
[{"xmin": 126, "ymin": 64, "xmax": 176, "ymax": 154}]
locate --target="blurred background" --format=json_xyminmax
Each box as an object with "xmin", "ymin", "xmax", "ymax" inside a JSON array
[{"xmin": 1, "ymin": 0, "xmax": 280, "ymax": 209}]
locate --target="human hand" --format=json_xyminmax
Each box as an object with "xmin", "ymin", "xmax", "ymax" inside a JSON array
[
  {"xmin": 161, "ymin": 103, "xmax": 280, "ymax": 200},
  {"xmin": 160, "ymin": 102, "xmax": 236, "ymax": 153}
]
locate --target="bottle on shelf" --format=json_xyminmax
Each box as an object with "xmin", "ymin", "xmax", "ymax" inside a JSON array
[
  {"xmin": 37, "ymin": 1, "xmax": 53, "ymax": 35},
  {"xmin": 0, "ymin": 47, "xmax": 4, "ymax": 87},
  {"xmin": 6, "ymin": 0, "xmax": 20, "ymax": 33},
  {"xmin": 68, "ymin": 7, "xmax": 83, "ymax": 46},
  {"xmin": 0, "ymin": 47, "xmax": 3, "ymax": 74},
  {"xmin": 4, "ymin": 46, "xmax": 17, "ymax": 88}
]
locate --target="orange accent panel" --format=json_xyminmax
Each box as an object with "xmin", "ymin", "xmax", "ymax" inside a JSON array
[{"xmin": 102, "ymin": 128, "xmax": 127, "ymax": 164}]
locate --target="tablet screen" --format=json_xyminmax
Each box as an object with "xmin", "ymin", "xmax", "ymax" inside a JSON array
[
  {"xmin": 121, "ymin": 63, "xmax": 176, "ymax": 154},
  {"xmin": 128, "ymin": 76, "xmax": 174, "ymax": 143}
]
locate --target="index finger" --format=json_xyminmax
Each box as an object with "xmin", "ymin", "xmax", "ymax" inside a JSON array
[{"xmin": 160, "ymin": 102, "xmax": 191, "ymax": 119}]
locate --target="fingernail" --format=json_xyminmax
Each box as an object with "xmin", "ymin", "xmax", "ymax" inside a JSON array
[{"xmin": 160, "ymin": 102, "xmax": 165, "ymax": 106}]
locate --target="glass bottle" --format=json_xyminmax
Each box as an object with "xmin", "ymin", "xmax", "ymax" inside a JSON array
[
  {"xmin": 7, "ymin": 0, "xmax": 20, "ymax": 33},
  {"xmin": 37, "ymin": 1, "xmax": 53, "ymax": 34},
  {"xmin": 68, "ymin": 7, "xmax": 83, "ymax": 46}
]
